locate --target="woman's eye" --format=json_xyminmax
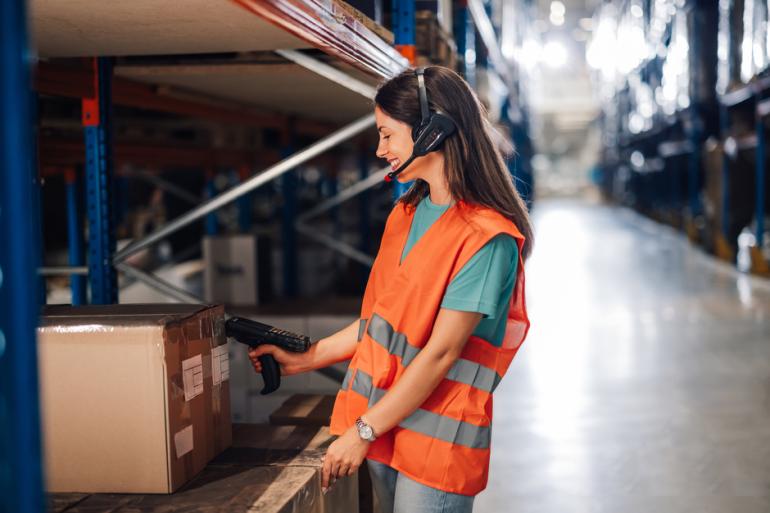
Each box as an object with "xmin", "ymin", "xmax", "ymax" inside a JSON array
[{"xmin": 383, "ymin": 135, "xmax": 390, "ymax": 140}]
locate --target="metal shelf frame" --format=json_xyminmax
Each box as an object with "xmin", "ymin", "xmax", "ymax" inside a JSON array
[
  {"xmin": 33, "ymin": 0, "xmax": 409, "ymax": 304},
  {"xmin": 600, "ymin": 3, "xmax": 723, "ymax": 250},
  {"xmin": 718, "ymin": 81, "xmax": 770, "ymax": 264},
  {"xmin": 106, "ymin": 40, "xmax": 396, "ymax": 299},
  {"xmin": 83, "ymin": 57, "xmax": 118, "ymax": 304},
  {"xmin": 1, "ymin": 0, "xmax": 45, "ymax": 511}
]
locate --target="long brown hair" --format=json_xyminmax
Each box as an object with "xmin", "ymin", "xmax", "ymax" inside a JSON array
[{"xmin": 374, "ymin": 66, "xmax": 534, "ymax": 260}]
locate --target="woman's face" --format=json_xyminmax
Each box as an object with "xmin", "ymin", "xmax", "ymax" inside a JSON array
[{"xmin": 374, "ymin": 106, "xmax": 418, "ymax": 182}]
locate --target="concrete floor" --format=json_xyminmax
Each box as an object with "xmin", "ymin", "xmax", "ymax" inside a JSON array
[{"xmin": 475, "ymin": 199, "xmax": 770, "ymax": 512}]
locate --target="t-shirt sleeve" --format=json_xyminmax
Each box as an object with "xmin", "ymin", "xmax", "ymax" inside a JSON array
[{"xmin": 440, "ymin": 234, "xmax": 519, "ymax": 318}]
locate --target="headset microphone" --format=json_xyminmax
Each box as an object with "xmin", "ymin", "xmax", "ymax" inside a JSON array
[
  {"xmin": 384, "ymin": 67, "xmax": 457, "ymax": 183},
  {"xmin": 384, "ymin": 155, "xmax": 416, "ymax": 182}
]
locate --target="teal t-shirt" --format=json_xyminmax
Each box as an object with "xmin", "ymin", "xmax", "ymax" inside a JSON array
[{"xmin": 400, "ymin": 196, "xmax": 519, "ymax": 347}]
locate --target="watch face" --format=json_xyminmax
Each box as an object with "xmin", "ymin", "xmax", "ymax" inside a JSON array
[{"xmin": 360, "ymin": 425, "xmax": 373, "ymax": 439}]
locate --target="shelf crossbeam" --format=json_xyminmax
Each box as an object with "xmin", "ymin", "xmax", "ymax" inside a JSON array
[
  {"xmin": 114, "ymin": 113, "xmax": 376, "ymax": 263},
  {"xmin": 276, "ymin": 49, "xmax": 376, "ymax": 99}
]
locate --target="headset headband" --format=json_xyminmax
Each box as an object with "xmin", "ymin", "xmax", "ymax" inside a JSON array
[
  {"xmin": 415, "ymin": 67, "xmax": 430, "ymax": 126},
  {"xmin": 384, "ymin": 66, "xmax": 457, "ymax": 183}
]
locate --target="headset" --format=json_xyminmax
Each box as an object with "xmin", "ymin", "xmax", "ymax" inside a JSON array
[{"xmin": 384, "ymin": 67, "xmax": 458, "ymax": 182}]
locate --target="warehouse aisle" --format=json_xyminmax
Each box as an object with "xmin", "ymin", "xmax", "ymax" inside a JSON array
[{"xmin": 476, "ymin": 198, "xmax": 770, "ymax": 512}]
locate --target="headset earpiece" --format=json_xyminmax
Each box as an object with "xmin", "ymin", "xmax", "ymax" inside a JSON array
[
  {"xmin": 412, "ymin": 111, "xmax": 456, "ymax": 157},
  {"xmin": 411, "ymin": 67, "xmax": 457, "ymax": 156}
]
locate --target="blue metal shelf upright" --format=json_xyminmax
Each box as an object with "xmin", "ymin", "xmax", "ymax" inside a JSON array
[
  {"xmin": 391, "ymin": 0, "xmax": 416, "ymax": 200},
  {"xmin": 83, "ymin": 57, "xmax": 118, "ymax": 304},
  {"xmin": 0, "ymin": 0, "xmax": 45, "ymax": 511}
]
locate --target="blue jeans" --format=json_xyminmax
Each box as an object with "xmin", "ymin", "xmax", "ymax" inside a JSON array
[{"xmin": 366, "ymin": 459, "xmax": 475, "ymax": 513}]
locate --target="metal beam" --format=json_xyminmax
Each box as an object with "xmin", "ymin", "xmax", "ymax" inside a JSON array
[
  {"xmin": 297, "ymin": 166, "xmax": 388, "ymax": 223},
  {"xmin": 0, "ymin": 0, "xmax": 44, "ymax": 510},
  {"xmin": 467, "ymin": 0, "xmax": 511, "ymax": 86},
  {"xmin": 39, "ymin": 266, "xmax": 89, "ymax": 276},
  {"xmin": 65, "ymin": 170, "xmax": 86, "ymax": 304},
  {"xmin": 276, "ymin": 50, "xmax": 376, "ymax": 99},
  {"xmin": 116, "ymin": 263, "xmax": 201, "ymax": 303},
  {"xmin": 757, "ymin": 113, "xmax": 766, "ymax": 247},
  {"xmin": 114, "ymin": 113, "xmax": 376, "ymax": 263},
  {"xmin": 295, "ymin": 222, "xmax": 375, "ymax": 267},
  {"xmin": 84, "ymin": 57, "xmax": 118, "ymax": 304},
  {"xmin": 125, "ymin": 169, "xmax": 200, "ymax": 205},
  {"xmin": 39, "ymin": 136, "xmax": 274, "ymax": 170},
  {"xmin": 35, "ymin": 62, "xmax": 333, "ymax": 136}
]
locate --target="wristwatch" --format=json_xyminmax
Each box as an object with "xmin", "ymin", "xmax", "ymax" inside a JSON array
[{"xmin": 355, "ymin": 417, "xmax": 377, "ymax": 442}]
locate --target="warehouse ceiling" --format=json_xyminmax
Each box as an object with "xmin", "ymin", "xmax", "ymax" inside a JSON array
[{"xmin": 526, "ymin": 0, "xmax": 603, "ymax": 195}]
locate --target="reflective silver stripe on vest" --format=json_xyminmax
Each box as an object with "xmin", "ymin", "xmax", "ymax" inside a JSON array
[
  {"xmin": 351, "ymin": 367, "xmax": 371, "ymax": 398},
  {"xmin": 348, "ymin": 369, "xmax": 490, "ymax": 449},
  {"xmin": 366, "ymin": 313, "xmax": 420, "ymax": 366},
  {"xmin": 365, "ymin": 313, "xmax": 503, "ymax": 393},
  {"xmin": 446, "ymin": 358, "xmax": 503, "ymax": 393},
  {"xmin": 400, "ymin": 408, "xmax": 491, "ymax": 450},
  {"xmin": 357, "ymin": 319, "xmax": 368, "ymax": 342},
  {"xmin": 341, "ymin": 367, "xmax": 353, "ymax": 391}
]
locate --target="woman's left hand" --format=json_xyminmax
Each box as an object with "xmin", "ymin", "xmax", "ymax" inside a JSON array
[{"xmin": 322, "ymin": 426, "xmax": 370, "ymax": 493}]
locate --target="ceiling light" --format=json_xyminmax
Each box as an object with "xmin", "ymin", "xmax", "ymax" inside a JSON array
[
  {"xmin": 543, "ymin": 40, "xmax": 568, "ymax": 68},
  {"xmin": 550, "ymin": 1, "xmax": 566, "ymax": 17}
]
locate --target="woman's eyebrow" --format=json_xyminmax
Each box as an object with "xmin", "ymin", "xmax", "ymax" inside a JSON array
[{"xmin": 377, "ymin": 126, "xmax": 390, "ymax": 133}]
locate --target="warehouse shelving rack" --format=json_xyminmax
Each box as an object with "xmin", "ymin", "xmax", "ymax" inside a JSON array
[
  {"xmin": 5, "ymin": 0, "xmax": 414, "ymax": 510},
  {"xmin": 717, "ymin": 76, "xmax": 770, "ymax": 274},
  {"xmin": 30, "ymin": 0, "xmax": 410, "ymax": 304},
  {"xmin": 598, "ymin": 2, "xmax": 733, "ymax": 268}
]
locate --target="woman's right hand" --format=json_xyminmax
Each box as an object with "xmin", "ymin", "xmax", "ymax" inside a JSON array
[{"xmin": 248, "ymin": 344, "xmax": 310, "ymax": 376}]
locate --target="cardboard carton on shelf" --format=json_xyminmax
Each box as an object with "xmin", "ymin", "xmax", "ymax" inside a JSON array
[{"xmin": 37, "ymin": 304, "xmax": 232, "ymax": 494}]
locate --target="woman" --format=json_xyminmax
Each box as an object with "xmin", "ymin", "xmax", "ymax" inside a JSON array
[{"xmin": 249, "ymin": 65, "xmax": 532, "ymax": 513}]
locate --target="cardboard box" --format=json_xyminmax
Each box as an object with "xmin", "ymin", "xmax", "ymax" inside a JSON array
[
  {"xmin": 204, "ymin": 234, "xmax": 269, "ymax": 306},
  {"xmin": 38, "ymin": 304, "xmax": 232, "ymax": 494}
]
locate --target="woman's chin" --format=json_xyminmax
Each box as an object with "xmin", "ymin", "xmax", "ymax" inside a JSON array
[{"xmin": 396, "ymin": 170, "xmax": 418, "ymax": 183}]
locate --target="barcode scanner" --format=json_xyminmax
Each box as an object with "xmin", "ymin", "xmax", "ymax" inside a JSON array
[
  {"xmin": 225, "ymin": 317, "xmax": 311, "ymax": 395},
  {"xmin": 384, "ymin": 67, "xmax": 457, "ymax": 183}
]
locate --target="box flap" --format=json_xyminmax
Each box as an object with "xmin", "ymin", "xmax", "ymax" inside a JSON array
[{"xmin": 40, "ymin": 304, "xmax": 219, "ymax": 328}]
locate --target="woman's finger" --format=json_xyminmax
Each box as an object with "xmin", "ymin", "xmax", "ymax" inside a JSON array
[{"xmin": 322, "ymin": 456, "xmax": 333, "ymax": 491}]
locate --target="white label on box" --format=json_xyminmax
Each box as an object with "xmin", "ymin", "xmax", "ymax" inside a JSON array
[
  {"xmin": 182, "ymin": 354, "xmax": 204, "ymax": 402},
  {"xmin": 211, "ymin": 344, "xmax": 230, "ymax": 386},
  {"xmin": 174, "ymin": 425, "xmax": 194, "ymax": 459}
]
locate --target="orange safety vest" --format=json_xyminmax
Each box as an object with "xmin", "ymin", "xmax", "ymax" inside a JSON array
[{"xmin": 329, "ymin": 199, "xmax": 530, "ymax": 496}]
